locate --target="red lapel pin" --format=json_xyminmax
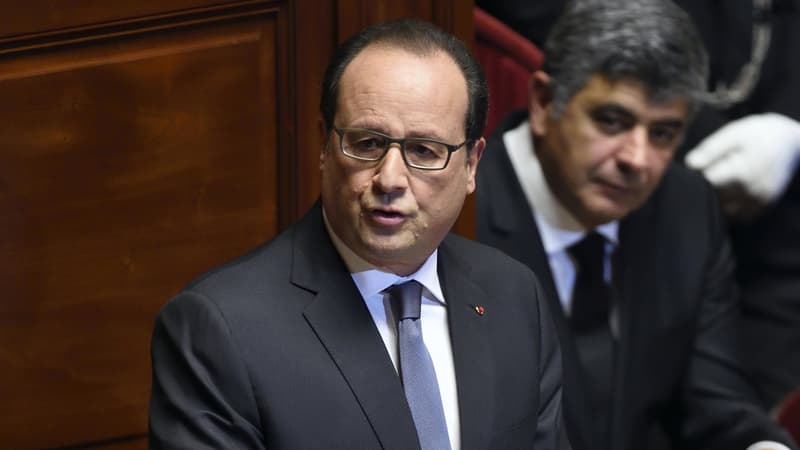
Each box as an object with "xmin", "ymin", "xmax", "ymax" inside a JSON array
[{"xmin": 473, "ymin": 305, "xmax": 485, "ymax": 316}]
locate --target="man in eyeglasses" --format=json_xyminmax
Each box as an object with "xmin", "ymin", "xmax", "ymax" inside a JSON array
[{"xmin": 148, "ymin": 18, "xmax": 564, "ymax": 450}]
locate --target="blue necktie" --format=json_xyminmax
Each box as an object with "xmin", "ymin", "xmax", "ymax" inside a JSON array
[{"xmin": 386, "ymin": 280, "xmax": 451, "ymax": 450}]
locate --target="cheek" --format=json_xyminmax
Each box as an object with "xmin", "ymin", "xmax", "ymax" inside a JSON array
[
  {"xmin": 584, "ymin": 137, "xmax": 619, "ymax": 166},
  {"xmin": 585, "ymin": 143, "xmax": 626, "ymax": 182},
  {"xmin": 551, "ymin": 131, "xmax": 601, "ymax": 180},
  {"xmin": 328, "ymin": 163, "xmax": 373, "ymax": 196},
  {"xmin": 644, "ymin": 153, "xmax": 673, "ymax": 184},
  {"xmin": 411, "ymin": 173, "xmax": 451, "ymax": 207}
]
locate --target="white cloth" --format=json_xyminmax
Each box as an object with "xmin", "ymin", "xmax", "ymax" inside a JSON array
[
  {"xmin": 686, "ymin": 113, "xmax": 800, "ymax": 211},
  {"xmin": 747, "ymin": 442, "xmax": 792, "ymax": 450},
  {"xmin": 503, "ymin": 121, "xmax": 618, "ymax": 314},
  {"xmin": 324, "ymin": 213, "xmax": 460, "ymax": 450}
]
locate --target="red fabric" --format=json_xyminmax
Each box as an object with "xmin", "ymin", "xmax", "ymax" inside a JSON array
[
  {"xmin": 474, "ymin": 7, "xmax": 543, "ymax": 135},
  {"xmin": 778, "ymin": 389, "xmax": 800, "ymax": 446}
]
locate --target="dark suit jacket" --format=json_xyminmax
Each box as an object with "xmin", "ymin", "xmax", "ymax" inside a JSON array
[
  {"xmin": 476, "ymin": 112, "xmax": 796, "ymax": 450},
  {"xmin": 478, "ymin": 0, "xmax": 800, "ymax": 410},
  {"xmin": 149, "ymin": 202, "xmax": 564, "ymax": 449}
]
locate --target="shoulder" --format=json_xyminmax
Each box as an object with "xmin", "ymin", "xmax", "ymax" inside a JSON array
[
  {"xmin": 646, "ymin": 162, "xmax": 721, "ymax": 222},
  {"xmin": 658, "ymin": 162, "xmax": 714, "ymax": 197},
  {"xmin": 191, "ymin": 229, "xmax": 293, "ymax": 292},
  {"xmin": 159, "ymin": 223, "xmax": 301, "ymax": 320},
  {"xmin": 441, "ymin": 233, "xmax": 540, "ymax": 286},
  {"xmin": 153, "ymin": 222, "xmax": 314, "ymax": 348},
  {"xmin": 628, "ymin": 162, "xmax": 728, "ymax": 258}
]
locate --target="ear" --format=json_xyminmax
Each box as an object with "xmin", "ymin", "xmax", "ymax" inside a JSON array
[
  {"xmin": 465, "ymin": 137, "xmax": 485, "ymax": 195},
  {"xmin": 318, "ymin": 115, "xmax": 329, "ymax": 170},
  {"xmin": 529, "ymin": 71, "xmax": 553, "ymax": 137}
]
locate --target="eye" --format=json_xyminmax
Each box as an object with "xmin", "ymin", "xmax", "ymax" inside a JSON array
[
  {"xmin": 353, "ymin": 136, "xmax": 382, "ymax": 150},
  {"xmin": 406, "ymin": 142, "xmax": 435, "ymax": 157},
  {"xmin": 591, "ymin": 110, "xmax": 634, "ymax": 135},
  {"xmin": 648, "ymin": 125, "xmax": 680, "ymax": 149},
  {"xmin": 405, "ymin": 141, "xmax": 447, "ymax": 162},
  {"xmin": 347, "ymin": 132, "xmax": 386, "ymax": 156}
]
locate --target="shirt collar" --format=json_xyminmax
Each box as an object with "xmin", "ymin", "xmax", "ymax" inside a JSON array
[
  {"xmin": 323, "ymin": 208, "xmax": 445, "ymax": 304},
  {"xmin": 503, "ymin": 120, "xmax": 619, "ymax": 255}
]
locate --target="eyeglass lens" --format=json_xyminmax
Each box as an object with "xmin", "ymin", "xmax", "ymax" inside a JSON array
[{"xmin": 341, "ymin": 129, "xmax": 450, "ymax": 169}]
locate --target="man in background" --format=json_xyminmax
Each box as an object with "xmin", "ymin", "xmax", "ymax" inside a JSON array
[
  {"xmin": 479, "ymin": 0, "xmax": 800, "ymax": 413},
  {"xmin": 476, "ymin": 1, "xmax": 796, "ymax": 449}
]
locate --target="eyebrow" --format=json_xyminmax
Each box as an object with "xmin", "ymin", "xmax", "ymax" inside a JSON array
[
  {"xmin": 591, "ymin": 103, "xmax": 686, "ymax": 129},
  {"xmin": 649, "ymin": 118, "xmax": 685, "ymax": 130},
  {"xmin": 405, "ymin": 130, "xmax": 452, "ymax": 142},
  {"xmin": 346, "ymin": 124, "xmax": 452, "ymax": 142}
]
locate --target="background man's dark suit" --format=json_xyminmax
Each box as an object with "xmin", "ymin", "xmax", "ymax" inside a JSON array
[
  {"xmin": 149, "ymin": 203, "xmax": 563, "ymax": 449},
  {"xmin": 476, "ymin": 112, "xmax": 794, "ymax": 450},
  {"xmin": 477, "ymin": 0, "xmax": 800, "ymax": 411}
]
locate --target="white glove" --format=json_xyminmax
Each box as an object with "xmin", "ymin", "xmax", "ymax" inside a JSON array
[
  {"xmin": 686, "ymin": 113, "xmax": 800, "ymax": 219},
  {"xmin": 746, "ymin": 442, "xmax": 792, "ymax": 450}
]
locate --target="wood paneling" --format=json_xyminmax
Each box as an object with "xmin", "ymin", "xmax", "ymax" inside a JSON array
[
  {"xmin": 0, "ymin": 4, "xmax": 286, "ymax": 449},
  {"xmin": 0, "ymin": 1, "xmax": 268, "ymax": 40},
  {"xmin": 0, "ymin": 1, "xmax": 474, "ymax": 448},
  {"xmin": 336, "ymin": 0, "xmax": 435, "ymax": 42},
  {"xmin": 281, "ymin": 0, "xmax": 337, "ymax": 224}
]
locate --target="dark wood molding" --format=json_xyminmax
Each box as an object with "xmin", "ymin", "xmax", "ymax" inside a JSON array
[{"xmin": 0, "ymin": 1, "xmax": 276, "ymax": 57}]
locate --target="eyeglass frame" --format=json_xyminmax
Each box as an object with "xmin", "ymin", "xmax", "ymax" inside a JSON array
[{"xmin": 332, "ymin": 126, "xmax": 469, "ymax": 171}]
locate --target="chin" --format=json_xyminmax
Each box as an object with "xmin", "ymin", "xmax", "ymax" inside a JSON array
[
  {"xmin": 362, "ymin": 235, "xmax": 413, "ymax": 257},
  {"xmin": 582, "ymin": 202, "xmax": 629, "ymax": 226}
]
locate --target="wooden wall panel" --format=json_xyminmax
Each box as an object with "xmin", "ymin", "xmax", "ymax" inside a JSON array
[
  {"xmin": 0, "ymin": 1, "xmax": 264, "ymax": 40},
  {"xmin": 0, "ymin": 4, "xmax": 286, "ymax": 449},
  {"xmin": 280, "ymin": 0, "xmax": 337, "ymax": 226},
  {"xmin": 0, "ymin": 1, "xmax": 473, "ymax": 448},
  {"xmin": 336, "ymin": 0, "xmax": 435, "ymax": 42}
]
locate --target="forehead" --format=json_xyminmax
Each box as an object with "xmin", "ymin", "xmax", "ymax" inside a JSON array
[
  {"xmin": 571, "ymin": 75, "xmax": 690, "ymax": 121},
  {"xmin": 341, "ymin": 43, "xmax": 462, "ymax": 84},
  {"xmin": 335, "ymin": 44, "xmax": 468, "ymax": 134}
]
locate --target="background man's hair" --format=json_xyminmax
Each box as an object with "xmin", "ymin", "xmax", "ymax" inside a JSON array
[{"xmin": 543, "ymin": 0, "xmax": 709, "ymax": 116}]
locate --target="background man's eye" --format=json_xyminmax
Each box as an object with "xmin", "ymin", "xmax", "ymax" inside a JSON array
[
  {"xmin": 592, "ymin": 113, "xmax": 629, "ymax": 134},
  {"xmin": 649, "ymin": 128, "xmax": 677, "ymax": 148}
]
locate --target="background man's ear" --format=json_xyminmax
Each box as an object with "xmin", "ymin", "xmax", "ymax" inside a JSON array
[{"xmin": 529, "ymin": 71, "xmax": 553, "ymax": 136}]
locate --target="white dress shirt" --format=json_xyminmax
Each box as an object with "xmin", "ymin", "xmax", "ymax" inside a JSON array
[
  {"xmin": 504, "ymin": 121, "xmax": 618, "ymax": 313},
  {"xmin": 503, "ymin": 121, "xmax": 790, "ymax": 450},
  {"xmin": 324, "ymin": 212, "xmax": 461, "ymax": 450}
]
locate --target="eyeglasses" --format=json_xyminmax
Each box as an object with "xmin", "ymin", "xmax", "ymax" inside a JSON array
[{"xmin": 333, "ymin": 127, "xmax": 467, "ymax": 171}]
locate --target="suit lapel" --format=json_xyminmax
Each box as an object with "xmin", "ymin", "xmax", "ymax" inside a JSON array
[
  {"xmin": 480, "ymin": 116, "xmax": 561, "ymax": 307},
  {"xmin": 438, "ymin": 240, "xmax": 494, "ymax": 450},
  {"xmin": 293, "ymin": 205, "xmax": 420, "ymax": 450},
  {"xmin": 481, "ymin": 126, "xmax": 598, "ymax": 450},
  {"xmin": 609, "ymin": 197, "xmax": 660, "ymax": 450},
  {"xmin": 525, "ymin": 227, "xmax": 597, "ymax": 450}
]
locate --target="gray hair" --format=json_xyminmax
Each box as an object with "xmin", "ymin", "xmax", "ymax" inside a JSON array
[{"xmin": 543, "ymin": 0, "xmax": 709, "ymax": 116}]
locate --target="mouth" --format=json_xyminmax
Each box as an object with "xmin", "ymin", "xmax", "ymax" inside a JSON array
[
  {"xmin": 366, "ymin": 207, "xmax": 408, "ymax": 227},
  {"xmin": 595, "ymin": 178, "xmax": 635, "ymax": 196}
]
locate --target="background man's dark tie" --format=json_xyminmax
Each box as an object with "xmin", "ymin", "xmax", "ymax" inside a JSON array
[{"xmin": 568, "ymin": 232, "xmax": 614, "ymax": 446}]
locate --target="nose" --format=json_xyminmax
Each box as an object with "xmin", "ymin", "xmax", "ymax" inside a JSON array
[
  {"xmin": 373, "ymin": 144, "xmax": 410, "ymax": 196},
  {"xmin": 617, "ymin": 125, "xmax": 649, "ymax": 172}
]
